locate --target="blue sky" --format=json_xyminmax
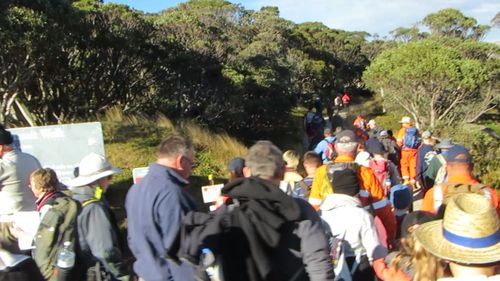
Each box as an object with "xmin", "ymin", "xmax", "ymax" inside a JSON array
[{"xmin": 103, "ymin": 0, "xmax": 500, "ymax": 42}]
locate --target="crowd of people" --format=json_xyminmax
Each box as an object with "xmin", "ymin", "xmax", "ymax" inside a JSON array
[{"xmin": 0, "ymin": 108, "xmax": 498, "ymax": 281}]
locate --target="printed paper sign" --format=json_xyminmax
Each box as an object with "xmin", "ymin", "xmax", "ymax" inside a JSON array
[{"xmin": 201, "ymin": 184, "xmax": 224, "ymax": 203}]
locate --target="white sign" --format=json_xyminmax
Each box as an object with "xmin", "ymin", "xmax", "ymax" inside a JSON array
[
  {"xmin": 201, "ymin": 184, "xmax": 224, "ymax": 203},
  {"xmin": 132, "ymin": 167, "xmax": 149, "ymax": 184},
  {"xmin": 8, "ymin": 122, "xmax": 105, "ymax": 183}
]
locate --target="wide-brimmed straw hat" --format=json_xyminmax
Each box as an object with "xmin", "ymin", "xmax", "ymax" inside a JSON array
[
  {"xmin": 415, "ymin": 193, "xmax": 500, "ymax": 265},
  {"xmin": 65, "ymin": 153, "xmax": 122, "ymax": 187}
]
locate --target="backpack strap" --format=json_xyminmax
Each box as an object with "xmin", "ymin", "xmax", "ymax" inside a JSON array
[
  {"xmin": 433, "ymin": 184, "xmax": 444, "ymax": 212},
  {"xmin": 82, "ymin": 198, "xmax": 100, "ymax": 207}
]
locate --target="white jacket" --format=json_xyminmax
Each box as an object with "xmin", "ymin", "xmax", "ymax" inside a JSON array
[
  {"xmin": 439, "ymin": 275, "xmax": 500, "ymax": 281},
  {"xmin": 320, "ymin": 194, "xmax": 387, "ymax": 262}
]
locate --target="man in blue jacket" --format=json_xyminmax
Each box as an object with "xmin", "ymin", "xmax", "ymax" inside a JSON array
[{"xmin": 126, "ymin": 135, "xmax": 198, "ymax": 281}]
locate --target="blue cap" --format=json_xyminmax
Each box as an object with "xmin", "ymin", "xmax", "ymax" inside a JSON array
[
  {"xmin": 228, "ymin": 157, "xmax": 245, "ymax": 177},
  {"xmin": 446, "ymin": 145, "xmax": 472, "ymax": 163}
]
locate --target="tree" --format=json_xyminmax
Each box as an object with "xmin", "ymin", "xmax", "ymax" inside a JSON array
[
  {"xmin": 422, "ymin": 9, "xmax": 491, "ymax": 40},
  {"xmin": 363, "ymin": 40, "xmax": 498, "ymax": 129}
]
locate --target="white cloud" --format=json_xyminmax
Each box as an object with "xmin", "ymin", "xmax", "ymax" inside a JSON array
[{"xmin": 237, "ymin": 0, "xmax": 500, "ymax": 41}]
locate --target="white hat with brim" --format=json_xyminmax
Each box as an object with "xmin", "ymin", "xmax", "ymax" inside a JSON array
[
  {"xmin": 65, "ymin": 153, "xmax": 122, "ymax": 187},
  {"xmin": 415, "ymin": 193, "xmax": 500, "ymax": 265},
  {"xmin": 399, "ymin": 116, "xmax": 412, "ymax": 124}
]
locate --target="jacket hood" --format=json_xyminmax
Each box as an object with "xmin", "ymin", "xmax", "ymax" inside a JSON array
[
  {"xmin": 320, "ymin": 194, "xmax": 361, "ymax": 212},
  {"xmin": 222, "ymin": 176, "xmax": 301, "ymax": 221}
]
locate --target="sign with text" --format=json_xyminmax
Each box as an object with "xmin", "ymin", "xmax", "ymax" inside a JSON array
[
  {"xmin": 201, "ymin": 184, "xmax": 224, "ymax": 203},
  {"xmin": 8, "ymin": 122, "xmax": 105, "ymax": 184}
]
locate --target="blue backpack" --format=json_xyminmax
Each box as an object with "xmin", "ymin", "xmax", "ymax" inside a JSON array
[{"xmin": 403, "ymin": 127, "xmax": 420, "ymax": 149}]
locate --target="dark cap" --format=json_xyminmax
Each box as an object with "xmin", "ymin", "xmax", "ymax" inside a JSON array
[
  {"xmin": 446, "ymin": 145, "xmax": 472, "ymax": 163},
  {"xmin": 228, "ymin": 157, "xmax": 245, "ymax": 177},
  {"xmin": 335, "ymin": 130, "xmax": 357, "ymax": 144},
  {"xmin": 0, "ymin": 125, "xmax": 13, "ymax": 145},
  {"xmin": 400, "ymin": 211, "xmax": 437, "ymax": 238},
  {"xmin": 365, "ymin": 139, "xmax": 385, "ymax": 155}
]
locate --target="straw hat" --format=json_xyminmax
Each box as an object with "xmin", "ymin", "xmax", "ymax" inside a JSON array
[
  {"xmin": 65, "ymin": 153, "xmax": 122, "ymax": 187},
  {"xmin": 415, "ymin": 193, "xmax": 500, "ymax": 264}
]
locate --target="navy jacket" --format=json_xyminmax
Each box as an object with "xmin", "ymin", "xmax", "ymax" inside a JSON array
[
  {"xmin": 126, "ymin": 163, "xmax": 197, "ymax": 281},
  {"xmin": 416, "ymin": 144, "xmax": 434, "ymax": 183}
]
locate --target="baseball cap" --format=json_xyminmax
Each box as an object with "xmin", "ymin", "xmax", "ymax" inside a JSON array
[
  {"xmin": 446, "ymin": 145, "xmax": 472, "ymax": 163},
  {"xmin": 335, "ymin": 130, "xmax": 357, "ymax": 143}
]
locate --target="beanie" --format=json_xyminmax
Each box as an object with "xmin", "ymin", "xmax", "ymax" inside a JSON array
[{"xmin": 0, "ymin": 125, "xmax": 13, "ymax": 145}]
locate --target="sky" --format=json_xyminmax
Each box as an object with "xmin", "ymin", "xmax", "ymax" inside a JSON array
[{"xmin": 103, "ymin": 0, "xmax": 500, "ymax": 42}]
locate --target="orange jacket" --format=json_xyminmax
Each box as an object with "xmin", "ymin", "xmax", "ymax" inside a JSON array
[
  {"xmin": 422, "ymin": 174, "xmax": 500, "ymax": 215},
  {"xmin": 309, "ymin": 155, "xmax": 386, "ymax": 210}
]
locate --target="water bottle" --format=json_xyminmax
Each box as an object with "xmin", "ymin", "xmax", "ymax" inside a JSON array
[
  {"xmin": 201, "ymin": 248, "xmax": 216, "ymax": 280},
  {"xmin": 56, "ymin": 241, "xmax": 75, "ymax": 269},
  {"xmin": 384, "ymin": 178, "xmax": 392, "ymax": 195}
]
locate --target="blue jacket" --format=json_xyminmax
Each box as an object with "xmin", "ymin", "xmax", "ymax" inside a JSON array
[
  {"xmin": 126, "ymin": 163, "xmax": 197, "ymax": 281},
  {"xmin": 314, "ymin": 136, "xmax": 336, "ymax": 163}
]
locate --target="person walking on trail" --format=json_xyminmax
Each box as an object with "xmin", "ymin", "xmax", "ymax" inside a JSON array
[
  {"xmin": 320, "ymin": 183, "xmax": 387, "ymax": 280},
  {"xmin": 396, "ymin": 117, "xmax": 420, "ymax": 186},
  {"xmin": 421, "ymin": 145, "xmax": 499, "ymax": 216},
  {"xmin": 423, "ymin": 139, "xmax": 454, "ymax": 190},
  {"xmin": 126, "ymin": 135, "xmax": 198, "ymax": 281},
  {"xmin": 302, "ymin": 151, "xmax": 322, "ymax": 199},
  {"xmin": 309, "ymin": 130, "xmax": 397, "ymax": 246},
  {"xmin": 341, "ymin": 91, "xmax": 351, "ymax": 110},
  {"xmin": 0, "ymin": 125, "xmax": 42, "ymax": 253},
  {"xmin": 173, "ymin": 141, "xmax": 335, "ymax": 281},
  {"xmin": 379, "ymin": 130, "xmax": 400, "ymax": 169},
  {"xmin": 415, "ymin": 131, "xmax": 436, "ymax": 192},
  {"xmin": 314, "ymin": 128, "xmax": 336, "ymax": 164},
  {"xmin": 367, "ymin": 119, "xmax": 383, "ymax": 139},
  {"xmin": 334, "ymin": 95, "xmax": 343, "ymax": 112},
  {"xmin": 66, "ymin": 153, "xmax": 128, "ymax": 281},
  {"xmin": 415, "ymin": 193, "xmax": 500, "ymax": 280}
]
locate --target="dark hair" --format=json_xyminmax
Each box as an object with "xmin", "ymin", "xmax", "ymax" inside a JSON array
[{"xmin": 157, "ymin": 134, "xmax": 193, "ymax": 160}]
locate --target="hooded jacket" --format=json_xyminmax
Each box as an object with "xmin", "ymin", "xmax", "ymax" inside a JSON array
[
  {"xmin": 320, "ymin": 194, "xmax": 387, "ymax": 263},
  {"xmin": 174, "ymin": 177, "xmax": 334, "ymax": 281}
]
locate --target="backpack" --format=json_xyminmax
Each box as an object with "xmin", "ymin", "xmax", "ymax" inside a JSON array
[
  {"xmin": 434, "ymin": 183, "xmax": 491, "ymax": 215},
  {"xmin": 324, "ymin": 139, "xmax": 336, "ymax": 161},
  {"xmin": 434, "ymin": 154, "xmax": 447, "ymax": 185},
  {"xmin": 403, "ymin": 127, "xmax": 420, "ymax": 149},
  {"xmin": 369, "ymin": 159, "xmax": 389, "ymax": 189},
  {"xmin": 324, "ymin": 162, "xmax": 360, "ymax": 197},
  {"xmin": 173, "ymin": 203, "xmax": 307, "ymax": 281},
  {"xmin": 32, "ymin": 195, "xmax": 81, "ymax": 281}
]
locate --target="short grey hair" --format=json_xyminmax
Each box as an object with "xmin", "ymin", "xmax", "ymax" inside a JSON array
[
  {"xmin": 246, "ymin": 140, "xmax": 284, "ymax": 179},
  {"xmin": 336, "ymin": 142, "xmax": 358, "ymax": 154},
  {"xmin": 157, "ymin": 134, "xmax": 193, "ymax": 160}
]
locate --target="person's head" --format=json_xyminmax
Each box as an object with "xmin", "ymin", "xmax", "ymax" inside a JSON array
[
  {"xmin": 66, "ymin": 153, "xmax": 122, "ymax": 191},
  {"xmin": 283, "ymin": 150, "xmax": 300, "ymax": 170},
  {"xmin": 323, "ymin": 127, "xmax": 332, "ymax": 138},
  {"xmin": 0, "ymin": 125, "xmax": 14, "ymax": 157},
  {"xmin": 421, "ymin": 131, "xmax": 435, "ymax": 145},
  {"xmin": 367, "ymin": 119, "xmax": 376, "ymax": 129},
  {"xmin": 378, "ymin": 130, "xmax": 388, "ymax": 139},
  {"xmin": 334, "ymin": 130, "xmax": 358, "ymax": 156},
  {"xmin": 245, "ymin": 141, "xmax": 285, "ymax": 185},
  {"xmin": 228, "ymin": 157, "xmax": 245, "ymax": 181},
  {"xmin": 415, "ymin": 193, "xmax": 500, "ymax": 277},
  {"xmin": 399, "ymin": 116, "xmax": 412, "ymax": 126},
  {"xmin": 387, "ymin": 129, "xmax": 394, "ymax": 137},
  {"xmin": 156, "ymin": 134, "xmax": 195, "ymax": 179},
  {"xmin": 29, "ymin": 168, "xmax": 59, "ymax": 198},
  {"xmin": 302, "ymin": 151, "xmax": 321, "ymax": 177},
  {"xmin": 400, "ymin": 211, "xmax": 437, "ymax": 238},
  {"xmin": 445, "ymin": 145, "xmax": 473, "ymax": 177},
  {"xmin": 434, "ymin": 139, "xmax": 454, "ymax": 155}
]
